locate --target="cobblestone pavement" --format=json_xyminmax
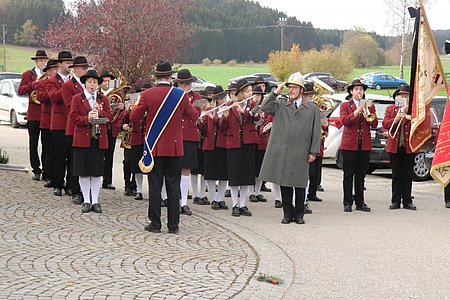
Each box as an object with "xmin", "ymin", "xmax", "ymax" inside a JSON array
[{"xmin": 0, "ymin": 170, "xmax": 293, "ymax": 299}]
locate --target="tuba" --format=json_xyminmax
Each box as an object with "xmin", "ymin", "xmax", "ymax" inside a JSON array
[
  {"xmin": 105, "ymin": 71, "xmax": 131, "ymax": 123},
  {"xmin": 120, "ymin": 123, "xmax": 132, "ymax": 149},
  {"xmin": 30, "ymin": 74, "xmax": 48, "ymax": 105},
  {"xmin": 311, "ymin": 77, "xmax": 335, "ymax": 139}
]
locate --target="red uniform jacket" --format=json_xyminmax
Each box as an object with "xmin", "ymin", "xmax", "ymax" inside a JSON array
[
  {"xmin": 339, "ymin": 100, "xmax": 378, "ymax": 151},
  {"xmin": 382, "ymin": 104, "xmax": 414, "ymax": 154},
  {"xmin": 257, "ymin": 113, "xmax": 273, "ymax": 150},
  {"xmin": 36, "ymin": 79, "xmax": 51, "ymax": 129},
  {"xmin": 219, "ymin": 101, "xmax": 260, "ymax": 149},
  {"xmin": 182, "ymin": 90, "xmax": 202, "ymax": 142},
  {"xmin": 47, "ymin": 74, "xmax": 67, "ymax": 130},
  {"xmin": 18, "ymin": 68, "xmax": 41, "ymax": 121},
  {"xmin": 129, "ymin": 83, "xmax": 200, "ymax": 157},
  {"xmin": 118, "ymin": 110, "xmax": 145, "ymax": 146},
  {"xmin": 70, "ymin": 92, "xmax": 112, "ymax": 149},
  {"xmin": 201, "ymin": 114, "xmax": 227, "ymax": 151},
  {"xmin": 62, "ymin": 78, "xmax": 84, "ymax": 136}
]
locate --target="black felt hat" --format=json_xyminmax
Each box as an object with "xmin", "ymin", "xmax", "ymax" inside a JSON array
[
  {"xmin": 99, "ymin": 70, "xmax": 116, "ymax": 80},
  {"xmin": 80, "ymin": 70, "xmax": 103, "ymax": 85},
  {"xmin": 56, "ymin": 51, "xmax": 73, "ymax": 62},
  {"xmin": 31, "ymin": 49, "xmax": 48, "ymax": 60},
  {"xmin": 174, "ymin": 69, "xmax": 196, "ymax": 83},
  {"xmin": 43, "ymin": 59, "xmax": 58, "ymax": 72},
  {"xmin": 154, "ymin": 61, "xmax": 174, "ymax": 77},
  {"xmin": 347, "ymin": 79, "xmax": 368, "ymax": 94},
  {"xmin": 235, "ymin": 79, "xmax": 252, "ymax": 95},
  {"xmin": 393, "ymin": 85, "xmax": 410, "ymax": 99},
  {"xmin": 69, "ymin": 56, "xmax": 88, "ymax": 68}
]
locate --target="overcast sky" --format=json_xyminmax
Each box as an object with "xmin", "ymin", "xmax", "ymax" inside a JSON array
[{"xmin": 255, "ymin": 0, "xmax": 449, "ymax": 36}]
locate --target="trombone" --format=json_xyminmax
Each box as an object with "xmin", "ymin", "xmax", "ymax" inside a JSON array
[{"xmin": 388, "ymin": 99, "xmax": 407, "ymax": 138}]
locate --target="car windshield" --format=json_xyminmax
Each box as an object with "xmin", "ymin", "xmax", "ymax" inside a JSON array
[
  {"xmin": 373, "ymin": 101, "xmax": 391, "ymax": 120},
  {"xmin": 14, "ymin": 82, "xmax": 20, "ymax": 94}
]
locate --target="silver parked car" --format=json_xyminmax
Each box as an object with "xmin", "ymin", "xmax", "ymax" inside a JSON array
[{"xmin": 0, "ymin": 78, "xmax": 28, "ymax": 128}]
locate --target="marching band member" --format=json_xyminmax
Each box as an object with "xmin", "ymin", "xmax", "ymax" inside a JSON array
[
  {"xmin": 36, "ymin": 59, "xmax": 58, "ymax": 188},
  {"xmin": 70, "ymin": 70, "xmax": 112, "ymax": 213},
  {"xmin": 100, "ymin": 70, "xmax": 125, "ymax": 190},
  {"xmin": 46, "ymin": 51, "xmax": 73, "ymax": 196},
  {"xmin": 61, "ymin": 56, "xmax": 89, "ymax": 205},
  {"xmin": 175, "ymin": 69, "xmax": 204, "ymax": 215},
  {"xmin": 340, "ymin": 79, "xmax": 378, "ymax": 213},
  {"xmin": 259, "ymin": 72, "xmax": 321, "ymax": 225},
  {"xmin": 220, "ymin": 79, "xmax": 259, "ymax": 217},
  {"xmin": 130, "ymin": 61, "xmax": 200, "ymax": 234},
  {"xmin": 18, "ymin": 50, "xmax": 48, "ymax": 181},
  {"xmin": 249, "ymin": 85, "xmax": 267, "ymax": 203},
  {"xmin": 202, "ymin": 86, "xmax": 229, "ymax": 210},
  {"xmin": 382, "ymin": 85, "xmax": 416, "ymax": 210}
]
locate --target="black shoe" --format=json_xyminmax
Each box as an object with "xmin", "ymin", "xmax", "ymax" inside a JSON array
[
  {"xmin": 102, "ymin": 184, "xmax": 115, "ymax": 190},
  {"xmin": 224, "ymin": 189, "xmax": 231, "ymax": 197},
  {"xmin": 32, "ymin": 173, "xmax": 41, "ymax": 181},
  {"xmin": 134, "ymin": 193, "xmax": 143, "ymax": 200},
  {"xmin": 161, "ymin": 199, "xmax": 168, "ymax": 207},
  {"xmin": 64, "ymin": 188, "xmax": 72, "ymax": 196},
  {"xmin": 294, "ymin": 218, "xmax": 305, "ymax": 224},
  {"xmin": 403, "ymin": 203, "xmax": 417, "ymax": 210},
  {"xmin": 307, "ymin": 195, "xmax": 322, "ymax": 202},
  {"xmin": 344, "ymin": 205, "xmax": 352, "ymax": 212},
  {"xmin": 41, "ymin": 175, "xmax": 49, "ymax": 182},
  {"xmin": 187, "ymin": 193, "xmax": 192, "ymax": 199},
  {"xmin": 200, "ymin": 196, "xmax": 210, "ymax": 205},
  {"xmin": 124, "ymin": 188, "xmax": 133, "ymax": 196},
  {"xmin": 256, "ymin": 194, "xmax": 267, "ymax": 202},
  {"xmin": 53, "ymin": 188, "xmax": 62, "ymax": 196},
  {"xmin": 446, "ymin": 202, "xmax": 450, "ymax": 209},
  {"xmin": 131, "ymin": 189, "xmax": 137, "ymax": 196},
  {"xmin": 81, "ymin": 203, "xmax": 91, "ymax": 213},
  {"xmin": 144, "ymin": 224, "xmax": 161, "ymax": 233},
  {"xmin": 304, "ymin": 204, "xmax": 313, "ymax": 214},
  {"xmin": 317, "ymin": 184, "xmax": 324, "ymax": 192},
  {"xmin": 169, "ymin": 228, "xmax": 179, "ymax": 234},
  {"xmin": 239, "ymin": 206, "xmax": 252, "ymax": 216},
  {"xmin": 389, "ymin": 203, "xmax": 401, "ymax": 209},
  {"xmin": 72, "ymin": 194, "xmax": 83, "ymax": 205},
  {"xmin": 193, "ymin": 197, "xmax": 202, "ymax": 205},
  {"xmin": 91, "ymin": 203, "xmax": 102, "ymax": 213},
  {"xmin": 181, "ymin": 205, "xmax": 192, "ymax": 215},
  {"xmin": 231, "ymin": 206, "xmax": 240, "ymax": 217},
  {"xmin": 211, "ymin": 201, "xmax": 220, "ymax": 210},
  {"xmin": 249, "ymin": 194, "xmax": 258, "ymax": 202},
  {"xmin": 44, "ymin": 181, "xmax": 54, "ymax": 188},
  {"xmin": 260, "ymin": 184, "xmax": 271, "ymax": 192},
  {"xmin": 274, "ymin": 200, "xmax": 282, "ymax": 208},
  {"xmin": 281, "ymin": 217, "xmax": 292, "ymax": 224},
  {"xmin": 218, "ymin": 201, "xmax": 228, "ymax": 210},
  {"xmin": 356, "ymin": 204, "xmax": 371, "ymax": 212}
]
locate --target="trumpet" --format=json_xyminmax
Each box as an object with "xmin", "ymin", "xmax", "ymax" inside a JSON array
[
  {"xmin": 30, "ymin": 73, "xmax": 48, "ymax": 105},
  {"xmin": 388, "ymin": 106, "xmax": 405, "ymax": 139},
  {"xmin": 361, "ymin": 99, "xmax": 376, "ymax": 122}
]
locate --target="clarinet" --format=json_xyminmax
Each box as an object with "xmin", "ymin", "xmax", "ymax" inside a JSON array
[{"xmin": 91, "ymin": 91, "xmax": 101, "ymax": 139}]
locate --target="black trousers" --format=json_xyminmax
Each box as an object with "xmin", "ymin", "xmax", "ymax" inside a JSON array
[
  {"xmin": 280, "ymin": 186, "xmax": 305, "ymax": 221},
  {"xmin": 148, "ymin": 156, "xmax": 182, "ymax": 231},
  {"xmin": 444, "ymin": 184, "xmax": 450, "ymax": 204},
  {"xmin": 28, "ymin": 120, "xmax": 41, "ymax": 175},
  {"xmin": 390, "ymin": 146, "xmax": 414, "ymax": 205},
  {"xmin": 123, "ymin": 148, "xmax": 136, "ymax": 190},
  {"xmin": 66, "ymin": 136, "xmax": 80, "ymax": 195},
  {"xmin": 308, "ymin": 156, "xmax": 323, "ymax": 197},
  {"xmin": 103, "ymin": 129, "xmax": 116, "ymax": 185},
  {"xmin": 51, "ymin": 130, "xmax": 69, "ymax": 189},
  {"xmin": 41, "ymin": 128, "xmax": 53, "ymax": 181},
  {"xmin": 342, "ymin": 150, "xmax": 370, "ymax": 207}
]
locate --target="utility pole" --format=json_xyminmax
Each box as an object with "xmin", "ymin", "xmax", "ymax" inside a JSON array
[
  {"xmin": 278, "ymin": 17, "xmax": 287, "ymax": 51},
  {"xmin": 2, "ymin": 24, "xmax": 6, "ymax": 71}
]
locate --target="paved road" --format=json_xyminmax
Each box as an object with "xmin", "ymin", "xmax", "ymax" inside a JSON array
[{"xmin": 0, "ymin": 123, "xmax": 449, "ymax": 299}]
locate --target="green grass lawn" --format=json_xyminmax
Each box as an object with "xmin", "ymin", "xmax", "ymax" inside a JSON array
[{"xmin": 1, "ymin": 44, "xmax": 37, "ymax": 72}]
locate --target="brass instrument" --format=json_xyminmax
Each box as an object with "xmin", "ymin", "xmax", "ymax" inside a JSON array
[
  {"xmin": 311, "ymin": 77, "xmax": 335, "ymax": 139},
  {"xmin": 120, "ymin": 123, "xmax": 132, "ymax": 149},
  {"xmin": 105, "ymin": 71, "xmax": 131, "ymax": 123},
  {"xmin": 388, "ymin": 98, "xmax": 407, "ymax": 138},
  {"xmin": 30, "ymin": 74, "xmax": 48, "ymax": 105},
  {"xmin": 362, "ymin": 99, "xmax": 376, "ymax": 122}
]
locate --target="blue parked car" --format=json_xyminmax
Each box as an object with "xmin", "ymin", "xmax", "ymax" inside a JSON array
[{"xmin": 363, "ymin": 73, "xmax": 407, "ymax": 90}]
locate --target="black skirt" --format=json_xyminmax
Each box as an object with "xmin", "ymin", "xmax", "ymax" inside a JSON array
[
  {"xmin": 204, "ymin": 148, "xmax": 228, "ymax": 180},
  {"xmin": 182, "ymin": 141, "xmax": 198, "ymax": 169},
  {"xmin": 73, "ymin": 139, "xmax": 105, "ymax": 177},
  {"xmin": 227, "ymin": 144, "xmax": 255, "ymax": 186},
  {"xmin": 255, "ymin": 149, "xmax": 265, "ymax": 177},
  {"xmin": 191, "ymin": 149, "xmax": 204, "ymax": 175},
  {"xmin": 130, "ymin": 144, "xmax": 144, "ymax": 174}
]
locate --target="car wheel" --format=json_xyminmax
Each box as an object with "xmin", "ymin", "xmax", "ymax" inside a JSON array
[
  {"xmin": 10, "ymin": 110, "xmax": 20, "ymax": 128},
  {"xmin": 375, "ymin": 84, "xmax": 382, "ymax": 90},
  {"xmin": 412, "ymin": 152, "xmax": 431, "ymax": 181},
  {"xmin": 366, "ymin": 166, "xmax": 376, "ymax": 174}
]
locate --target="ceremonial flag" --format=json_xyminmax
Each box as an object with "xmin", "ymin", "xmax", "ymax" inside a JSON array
[{"xmin": 408, "ymin": 2, "xmax": 447, "ymax": 153}]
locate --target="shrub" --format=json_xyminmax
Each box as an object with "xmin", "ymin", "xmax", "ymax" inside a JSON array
[
  {"xmin": 267, "ymin": 44, "xmax": 302, "ymax": 81},
  {"xmin": 227, "ymin": 59, "xmax": 237, "ymax": 66},
  {"xmin": 202, "ymin": 57, "xmax": 212, "ymax": 66},
  {"xmin": 244, "ymin": 60, "xmax": 254, "ymax": 67},
  {"xmin": 213, "ymin": 59, "xmax": 222, "ymax": 65},
  {"xmin": 301, "ymin": 48, "xmax": 353, "ymax": 80}
]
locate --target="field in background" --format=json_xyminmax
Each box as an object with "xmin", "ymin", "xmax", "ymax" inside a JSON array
[{"xmin": 2, "ymin": 44, "xmax": 449, "ymax": 96}]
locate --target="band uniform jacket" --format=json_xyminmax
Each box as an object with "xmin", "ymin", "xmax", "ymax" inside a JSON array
[
  {"xmin": 46, "ymin": 74, "xmax": 67, "ymax": 130},
  {"xmin": 201, "ymin": 114, "xmax": 227, "ymax": 151},
  {"xmin": 257, "ymin": 113, "xmax": 273, "ymax": 151},
  {"xmin": 182, "ymin": 90, "xmax": 202, "ymax": 142},
  {"xmin": 219, "ymin": 101, "xmax": 260, "ymax": 149},
  {"xmin": 35, "ymin": 79, "xmax": 51, "ymax": 129},
  {"xmin": 62, "ymin": 78, "xmax": 84, "ymax": 136},
  {"xmin": 129, "ymin": 83, "xmax": 200, "ymax": 157},
  {"xmin": 339, "ymin": 100, "xmax": 378, "ymax": 151},
  {"xmin": 259, "ymin": 92, "xmax": 321, "ymax": 188},
  {"xmin": 70, "ymin": 92, "xmax": 112, "ymax": 149},
  {"xmin": 118, "ymin": 110, "xmax": 144, "ymax": 146},
  {"xmin": 18, "ymin": 68, "xmax": 41, "ymax": 121},
  {"xmin": 382, "ymin": 104, "xmax": 414, "ymax": 154}
]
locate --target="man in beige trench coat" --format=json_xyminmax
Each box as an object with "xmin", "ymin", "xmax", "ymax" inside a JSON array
[{"xmin": 259, "ymin": 72, "xmax": 321, "ymax": 224}]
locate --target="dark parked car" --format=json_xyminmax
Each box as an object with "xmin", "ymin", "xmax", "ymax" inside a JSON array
[
  {"xmin": 303, "ymin": 72, "xmax": 348, "ymax": 92},
  {"xmin": 228, "ymin": 74, "xmax": 278, "ymax": 92},
  {"xmin": 0, "ymin": 72, "xmax": 21, "ymax": 81}
]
